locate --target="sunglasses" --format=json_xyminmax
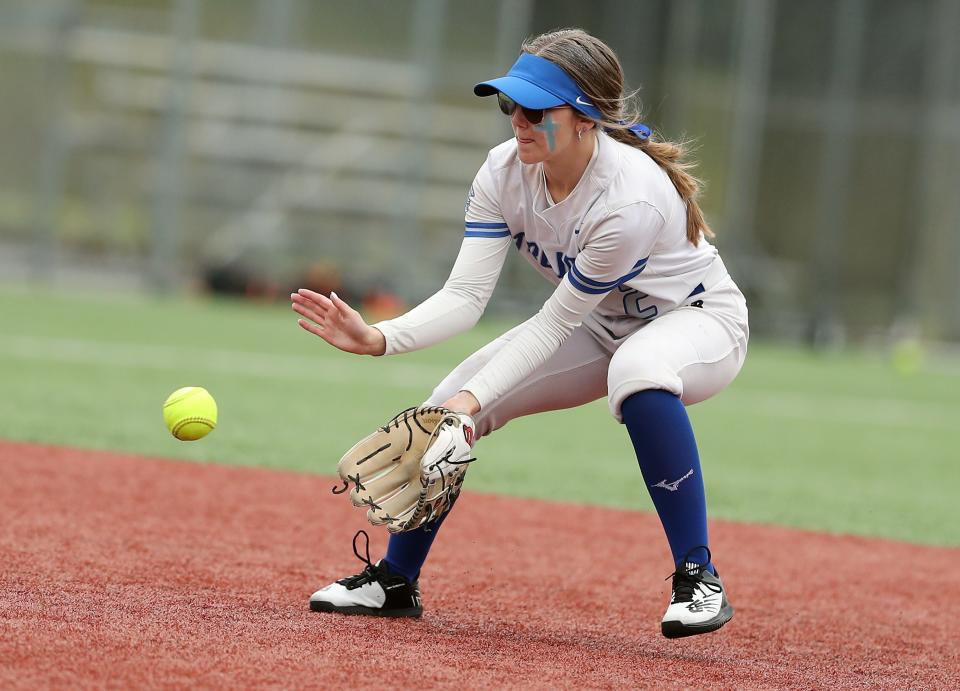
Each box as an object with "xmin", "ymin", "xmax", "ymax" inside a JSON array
[{"xmin": 497, "ymin": 92, "xmax": 564, "ymax": 125}]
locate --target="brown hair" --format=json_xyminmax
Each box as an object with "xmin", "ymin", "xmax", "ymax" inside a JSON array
[{"xmin": 521, "ymin": 28, "xmax": 714, "ymax": 245}]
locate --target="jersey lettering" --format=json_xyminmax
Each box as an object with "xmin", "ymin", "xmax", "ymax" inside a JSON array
[{"xmin": 510, "ymin": 232, "xmax": 578, "ymax": 281}]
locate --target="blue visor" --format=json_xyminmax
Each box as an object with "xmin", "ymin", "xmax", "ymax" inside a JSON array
[{"xmin": 474, "ymin": 53, "xmax": 651, "ymax": 140}]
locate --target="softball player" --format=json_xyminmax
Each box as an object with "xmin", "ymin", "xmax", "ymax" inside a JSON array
[{"xmin": 292, "ymin": 28, "xmax": 748, "ymax": 639}]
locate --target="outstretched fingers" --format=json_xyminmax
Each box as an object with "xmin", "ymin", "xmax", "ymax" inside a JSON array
[
  {"xmin": 296, "ymin": 317, "xmax": 328, "ymax": 340},
  {"xmin": 292, "ymin": 289, "xmax": 333, "ymax": 314},
  {"xmin": 291, "ymin": 300, "xmax": 326, "ymax": 326},
  {"xmin": 291, "ymin": 289, "xmax": 348, "ymax": 346},
  {"xmin": 291, "ymin": 287, "xmax": 379, "ymax": 355},
  {"xmin": 328, "ymin": 291, "xmax": 353, "ymax": 316},
  {"xmin": 291, "ymin": 290, "xmax": 334, "ymax": 323},
  {"xmin": 296, "ymin": 288, "xmax": 332, "ymax": 307}
]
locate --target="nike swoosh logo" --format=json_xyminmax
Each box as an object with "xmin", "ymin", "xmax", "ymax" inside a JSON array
[{"xmin": 575, "ymin": 96, "xmax": 593, "ymax": 107}]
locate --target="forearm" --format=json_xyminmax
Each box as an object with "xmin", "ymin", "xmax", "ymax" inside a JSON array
[
  {"xmin": 373, "ymin": 285, "xmax": 486, "ymax": 354},
  {"xmin": 461, "ymin": 275, "xmax": 602, "ymax": 409},
  {"xmin": 373, "ymin": 236, "xmax": 509, "ymax": 355},
  {"xmin": 461, "ymin": 307, "xmax": 570, "ymax": 409}
]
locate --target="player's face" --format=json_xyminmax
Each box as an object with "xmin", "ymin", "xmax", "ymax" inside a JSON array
[{"xmin": 508, "ymin": 103, "xmax": 583, "ymax": 164}]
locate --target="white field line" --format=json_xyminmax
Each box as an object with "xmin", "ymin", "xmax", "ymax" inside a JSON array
[
  {"xmin": 718, "ymin": 390, "xmax": 959, "ymax": 433},
  {"xmin": 1, "ymin": 334, "xmax": 957, "ymax": 432},
  {"xmin": 0, "ymin": 334, "xmax": 445, "ymax": 389}
]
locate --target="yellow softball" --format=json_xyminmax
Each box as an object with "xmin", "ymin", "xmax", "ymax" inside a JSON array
[{"xmin": 163, "ymin": 386, "xmax": 218, "ymax": 441}]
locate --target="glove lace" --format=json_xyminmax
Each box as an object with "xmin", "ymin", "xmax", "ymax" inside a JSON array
[
  {"xmin": 380, "ymin": 405, "xmax": 453, "ymax": 449},
  {"xmin": 381, "ymin": 406, "xmax": 416, "ymax": 433},
  {"xmin": 331, "ymin": 472, "xmax": 365, "ymax": 495}
]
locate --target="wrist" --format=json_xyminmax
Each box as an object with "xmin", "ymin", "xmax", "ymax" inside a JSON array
[
  {"xmin": 366, "ymin": 326, "xmax": 387, "ymax": 356},
  {"xmin": 443, "ymin": 390, "xmax": 481, "ymax": 416}
]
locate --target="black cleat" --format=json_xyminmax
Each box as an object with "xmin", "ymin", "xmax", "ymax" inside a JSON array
[
  {"xmin": 309, "ymin": 530, "xmax": 422, "ymax": 618},
  {"xmin": 661, "ymin": 547, "xmax": 734, "ymax": 639}
]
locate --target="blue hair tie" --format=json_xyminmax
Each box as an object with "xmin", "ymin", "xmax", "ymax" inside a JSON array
[
  {"xmin": 628, "ymin": 122, "xmax": 652, "ymax": 140},
  {"xmin": 603, "ymin": 121, "xmax": 652, "ymax": 141}
]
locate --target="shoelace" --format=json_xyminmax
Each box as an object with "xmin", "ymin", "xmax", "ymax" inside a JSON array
[
  {"xmin": 667, "ymin": 570, "xmax": 701, "ymax": 604},
  {"xmin": 337, "ymin": 529, "xmax": 382, "ymax": 589},
  {"xmin": 664, "ymin": 545, "xmax": 714, "ymax": 603}
]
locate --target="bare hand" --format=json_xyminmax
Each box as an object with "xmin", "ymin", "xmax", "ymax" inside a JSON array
[{"xmin": 290, "ymin": 289, "xmax": 386, "ymax": 356}]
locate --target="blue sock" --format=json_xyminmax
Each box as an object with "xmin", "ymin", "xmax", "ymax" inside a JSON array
[
  {"xmin": 383, "ymin": 501, "xmax": 456, "ymax": 582},
  {"xmin": 621, "ymin": 389, "xmax": 714, "ymax": 574}
]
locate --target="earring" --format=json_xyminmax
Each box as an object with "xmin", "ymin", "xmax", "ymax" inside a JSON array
[{"xmin": 577, "ymin": 129, "xmax": 583, "ymax": 141}]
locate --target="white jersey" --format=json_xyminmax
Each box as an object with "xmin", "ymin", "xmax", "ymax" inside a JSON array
[{"xmin": 374, "ymin": 131, "xmax": 722, "ymax": 409}]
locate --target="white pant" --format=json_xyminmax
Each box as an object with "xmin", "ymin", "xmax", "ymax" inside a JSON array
[{"xmin": 426, "ymin": 259, "xmax": 749, "ymax": 438}]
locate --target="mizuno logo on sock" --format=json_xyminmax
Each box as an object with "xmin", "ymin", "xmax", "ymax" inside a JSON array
[{"xmin": 650, "ymin": 469, "xmax": 694, "ymax": 492}]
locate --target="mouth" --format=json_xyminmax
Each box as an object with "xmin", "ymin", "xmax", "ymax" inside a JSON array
[{"xmin": 517, "ymin": 136, "xmax": 535, "ymax": 144}]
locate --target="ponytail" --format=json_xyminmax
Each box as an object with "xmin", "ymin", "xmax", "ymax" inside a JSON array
[{"xmin": 606, "ymin": 127, "xmax": 714, "ymax": 246}]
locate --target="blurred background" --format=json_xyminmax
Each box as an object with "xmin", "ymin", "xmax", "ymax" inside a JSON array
[{"xmin": 1, "ymin": 0, "xmax": 959, "ymax": 345}]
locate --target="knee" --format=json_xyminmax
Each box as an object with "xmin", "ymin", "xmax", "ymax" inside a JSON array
[{"xmin": 607, "ymin": 348, "xmax": 683, "ymax": 422}]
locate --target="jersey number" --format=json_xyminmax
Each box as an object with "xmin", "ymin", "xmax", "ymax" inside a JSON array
[{"xmin": 618, "ymin": 286, "xmax": 658, "ymax": 320}]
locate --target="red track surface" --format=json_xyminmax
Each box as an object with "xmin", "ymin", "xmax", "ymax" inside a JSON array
[{"xmin": 1, "ymin": 441, "xmax": 958, "ymax": 689}]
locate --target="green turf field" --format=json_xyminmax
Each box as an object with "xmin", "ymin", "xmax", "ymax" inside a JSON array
[{"xmin": 1, "ymin": 286, "xmax": 957, "ymax": 546}]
